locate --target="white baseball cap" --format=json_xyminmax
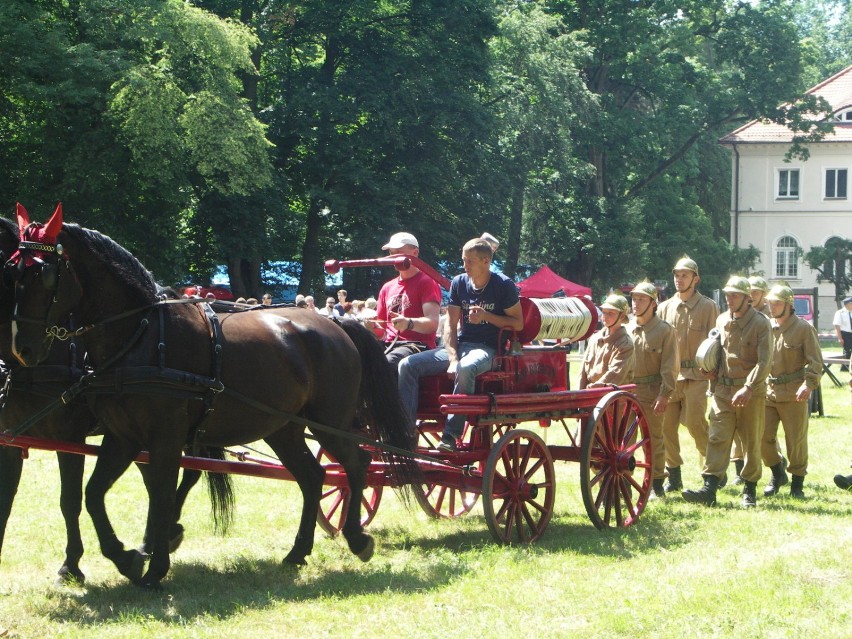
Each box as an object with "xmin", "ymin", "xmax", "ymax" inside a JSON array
[{"xmin": 382, "ymin": 232, "xmax": 419, "ymax": 250}]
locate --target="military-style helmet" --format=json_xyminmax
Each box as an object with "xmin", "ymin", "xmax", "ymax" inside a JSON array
[
  {"xmin": 630, "ymin": 280, "xmax": 658, "ymax": 301},
  {"xmin": 723, "ymin": 276, "xmax": 751, "ymax": 295},
  {"xmin": 672, "ymin": 255, "xmax": 699, "ymax": 275},
  {"xmin": 748, "ymin": 276, "xmax": 769, "ymax": 293},
  {"xmin": 766, "ymin": 284, "xmax": 794, "ymax": 306},
  {"xmin": 600, "ymin": 294, "xmax": 629, "ymax": 314}
]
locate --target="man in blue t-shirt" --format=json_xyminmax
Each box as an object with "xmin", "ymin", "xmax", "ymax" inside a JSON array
[{"xmin": 398, "ymin": 237, "xmax": 524, "ymax": 451}]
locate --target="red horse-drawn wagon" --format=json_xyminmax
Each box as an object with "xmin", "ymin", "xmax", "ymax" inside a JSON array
[
  {"xmin": 317, "ymin": 255, "xmax": 653, "ymax": 542},
  {"xmin": 0, "ymin": 212, "xmax": 651, "ymax": 587}
]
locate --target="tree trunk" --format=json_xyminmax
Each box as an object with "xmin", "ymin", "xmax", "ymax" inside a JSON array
[{"xmin": 503, "ymin": 179, "xmax": 524, "ymax": 279}]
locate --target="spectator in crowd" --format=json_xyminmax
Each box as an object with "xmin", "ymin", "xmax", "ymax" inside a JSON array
[
  {"xmin": 657, "ymin": 256, "xmax": 719, "ymax": 494},
  {"xmin": 246, "ymin": 297, "xmax": 258, "ymax": 305},
  {"xmin": 579, "ymin": 294, "xmax": 634, "ymax": 389},
  {"xmin": 305, "ymin": 295, "xmax": 316, "ymax": 311},
  {"xmin": 761, "ymin": 284, "xmax": 822, "ymax": 499},
  {"xmin": 363, "ymin": 232, "xmax": 442, "ymax": 377},
  {"xmin": 832, "ymin": 296, "xmax": 852, "ymax": 371},
  {"xmin": 398, "ymin": 237, "xmax": 523, "ymax": 452},
  {"xmin": 627, "ymin": 281, "xmax": 678, "ymax": 500},
  {"xmin": 334, "ymin": 289, "xmax": 348, "ymax": 316},
  {"xmin": 262, "ymin": 293, "xmax": 273, "ymax": 306},
  {"xmin": 318, "ymin": 297, "xmax": 336, "ymax": 317},
  {"xmin": 682, "ymin": 276, "xmax": 771, "ymax": 508}
]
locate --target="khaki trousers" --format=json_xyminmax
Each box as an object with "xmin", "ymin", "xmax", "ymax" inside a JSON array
[
  {"xmin": 762, "ymin": 399, "xmax": 809, "ymax": 476},
  {"xmin": 662, "ymin": 378, "xmax": 709, "ymax": 469},
  {"xmin": 635, "ymin": 384, "xmax": 665, "ymax": 480},
  {"xmin": 704, "ymin": 391, "xmax": 765, "ymax": 483}
]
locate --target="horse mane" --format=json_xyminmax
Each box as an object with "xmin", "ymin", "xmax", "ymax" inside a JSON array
[{"xmin": 63, "ymin": 223, "xmax": 159, "ymax": 303}]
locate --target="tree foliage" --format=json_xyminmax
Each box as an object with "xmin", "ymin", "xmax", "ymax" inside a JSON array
[{"xmin": 1, "ymin": 0, "xmax": 846, "ymax": 298}]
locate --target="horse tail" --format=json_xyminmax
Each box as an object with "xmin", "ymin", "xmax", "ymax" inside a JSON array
[
  {"xmin": 200, "ymin": 447, "xmax": 235, "ymax": 535},
  {"xmin": 338, "ymin": 319, "xmax": 422, "ymax": 498}
]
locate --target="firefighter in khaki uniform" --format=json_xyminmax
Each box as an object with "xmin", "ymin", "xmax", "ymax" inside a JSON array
[
  {"xmin": 761, "ymin": 285, "xmax": 823, "ymax": 499},
  {"xmin": 657, "ymin": 256, "xmax": 719, "ymax": 493},
  {"xmin": 683, "ymin": 276, "xmax": 772, "ymax": 508},
  {"xmin": 579, "ymin": 294, "xmax": 634, "ymax": 389},
  {"xmin": 627, "ymin": 281, "xmax": 679, "ymax": 499},
  {"xmin": 730, "ymin": 275, "xmax": 775, "ymax": 484}
]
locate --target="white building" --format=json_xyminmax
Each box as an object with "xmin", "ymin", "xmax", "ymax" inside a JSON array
[{"xmin": 719, "ymin": 65, "xmax": 852, "ymax": 331}]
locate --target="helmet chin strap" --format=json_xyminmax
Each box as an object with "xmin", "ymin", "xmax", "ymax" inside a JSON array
[{"xmin": 731, "ymin": 296, "xmax": 749, "ymax": 315}]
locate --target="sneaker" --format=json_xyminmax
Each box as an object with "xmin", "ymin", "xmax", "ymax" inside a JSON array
[{"xmin": 437, "ymin": 436, "xmax": 457, "ymax": 452}]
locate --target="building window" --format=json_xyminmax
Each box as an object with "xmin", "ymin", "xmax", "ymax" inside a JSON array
[
  {"xmin": 825, "ymin": 168, "xmax": 848, "ymax": 199},
  {"xmin": 777, "ymin": 169, "xmax": 799, "ymax": 199},
  {"xmin": 833, "ymin": 109, "xmax": 852, "ymax": 122},
  {"xmin": 775, "ymin": 236, "xmax": 799, "ymax": 278}
]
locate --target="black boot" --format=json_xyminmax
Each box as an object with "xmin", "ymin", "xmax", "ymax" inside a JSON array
[
  {"xmin": 733, "ymin": 459, "xmax": 744, "ymax": 486},
  {"xmin": 834, "ymin": 474, "xmax": 852, "ymax": 490},
  {"xmin": 742, "ymin": 480, "xmax": 757, "ymax": 508},
  {"xmin": 664, "ymin": 466, "xmax": 682, "ymax": 493},
  {"xmin": 682, "ymin": 474, "xmax": 719, "ymax": 506},
  {"xmin": 763, "ymin": 459, "xmax": 789, "ymax": 496},
  {"xmin": 650, "ymin": 478, "xmax": 666, "ymax": 500},
  {"xmin": 790, "ymin": 474, "xmax": 805, "ymax": 499}
]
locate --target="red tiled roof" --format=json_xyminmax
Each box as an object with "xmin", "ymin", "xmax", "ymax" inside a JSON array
[{"xmin": 719, "ymin": 65, "xmax": 852, "ymax": 144}]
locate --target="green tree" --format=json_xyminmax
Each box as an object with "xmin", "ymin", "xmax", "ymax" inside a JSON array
[
  {"xmin": 195, "ymin": 0, "xmax": 499, "ymax": 297},
  {"xmin": 0, "ymin": 0, "xmax": 273, "ymax": 283},
  {"xmin": 805, "ymin": 237, "xmax": 852, "ymax": 306},
  {"xmin": 486, "ymin": 3, "xmax": 597, "ymax": 280},
  {"xmin": 536, "ymin": 0, "xmax": 833, "ymax": 292}
]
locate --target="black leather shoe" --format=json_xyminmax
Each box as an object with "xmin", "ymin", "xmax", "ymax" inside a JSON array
[{"xmin": 834, "ymin": 474, "xmax": 852, "ymax": 490}]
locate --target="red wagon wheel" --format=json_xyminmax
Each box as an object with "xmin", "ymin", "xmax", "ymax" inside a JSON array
[
  {"xmin": 413, "ymin": 427, "xmax": 479, "ymax": 518},
  {"xmin": 482, "ymin": 429, "xmax": 555, "ymax": 544},
  {"xmin": 580, "ymin": 390, "xmax": 652, "ymax": 530},
  {"xmin": 315, "ymin": 448, "xmax": 383, "ymax": 537}
]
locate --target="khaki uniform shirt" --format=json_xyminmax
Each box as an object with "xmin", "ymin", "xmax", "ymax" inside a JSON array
[
  {"xmin": 580, "ymin": 325, "xmax": 634, "ymax": 389},
  {"xmin": 767, "ymin": 314, "xmax": 823, "ymax": 402},
  {"xmin": 658, "ymin": 293, "xmax": 719, "ymax": 381},
  {"xmin": 753, "ymin": 301, "xmax": 770, "ymax": 318},
  {"xmin": 627, "ymin": 315, "xmax": 679, "ymax": 399},
  {"xmin": 715, "ymin": 305, "xmax": 772, "ymax": 400}
]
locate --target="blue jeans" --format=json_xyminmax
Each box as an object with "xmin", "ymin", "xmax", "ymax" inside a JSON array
[{"xmin": 397, "ymin": 342, "xmax": 496, "ymax": 438}]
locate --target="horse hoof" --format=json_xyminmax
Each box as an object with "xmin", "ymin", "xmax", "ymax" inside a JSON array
[
  {"xmin": 168, "ymin": 525, "xmax": 185, "ymax": 554},
  {"xmin": 356, "ymin": 536, "xmax": 375, "ymax": 562},
  {"xmin": 56, "ymin": 566, "xmax": 85, "ymax": 586},
  {"xmin": 282, "ymin": 553, "xmax": 307, "ymax": 568},
  {"xmin": 139, "ymin": 575, "xmax": 164, "ymax": 591},
  {"xmin": 118, "ymin": 550, "xmax": 148, "ymax": 583}
]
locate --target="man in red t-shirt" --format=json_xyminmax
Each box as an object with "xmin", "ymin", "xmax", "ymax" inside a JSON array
[{"xmin": 365, "ymin": 232, "xmax": 442, "ymax": 378}]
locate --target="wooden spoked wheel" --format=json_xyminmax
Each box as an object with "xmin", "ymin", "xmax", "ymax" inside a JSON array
[
  {"xmin": 315, "ymin": 448, "xmax": 383, "ymax": 537},
  {"xmin": 482, "ymin": 429, "xmax": 555, "ymax": 544},
  {"xmin": 580, "ymin": 390, "xmax": 652, "ymax": 530},
  {"xmin": 413, "ymin": 427, "xmax": 479, "ymax": 519}
]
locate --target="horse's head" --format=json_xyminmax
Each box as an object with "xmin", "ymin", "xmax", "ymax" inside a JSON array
[{"xmin": 5, "ymin": 203, "xmax": 83, "ymax": 366}]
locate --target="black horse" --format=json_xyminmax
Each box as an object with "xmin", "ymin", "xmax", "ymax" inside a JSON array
[
  {"xmin": 7, "ymin": 205, "xmax": 417, "ymax": 588},
  {"xmin": 0, "ymin": 214, "xmax": 220, "ymax": 583}
]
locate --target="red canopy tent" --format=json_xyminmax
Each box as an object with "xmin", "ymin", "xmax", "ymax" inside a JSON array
[{"xmin": 517, "ymin": 265, "xmax": 592, "ymax": 298}]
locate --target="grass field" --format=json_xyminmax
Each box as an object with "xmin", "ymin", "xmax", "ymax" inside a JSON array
[{"xmin": 0, "ymin": 359, "xmax": 850, "ymax": 638}]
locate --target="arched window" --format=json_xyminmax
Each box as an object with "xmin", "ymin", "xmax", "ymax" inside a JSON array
[
  {"xmin": 834, "ymin": 108, "xmax": 852, "ymax": 122},
  {"xmin": 775, "ymin": 236, "xmax": 799, "ymax": 278}
]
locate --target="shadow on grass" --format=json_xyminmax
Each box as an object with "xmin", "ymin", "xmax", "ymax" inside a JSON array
[
  {"xmin": 379, "ymin": 501, "xmax": 707, "ymax": 559},
  {"xmin": 40, "ymin": 550, "xmax": 468, "ymax": 626}
]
